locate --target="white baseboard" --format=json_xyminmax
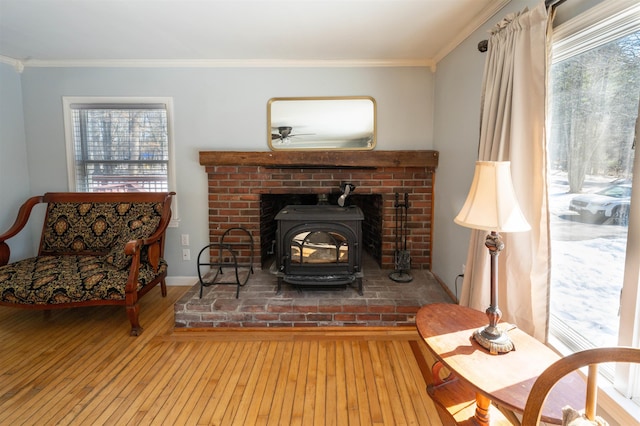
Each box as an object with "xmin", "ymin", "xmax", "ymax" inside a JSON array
[{"xmin": 166, "ymin": 276, "xmax": 198, "ymax": 287}]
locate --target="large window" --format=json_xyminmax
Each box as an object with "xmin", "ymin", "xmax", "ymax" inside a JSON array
[
  {"xmin": 63, "ymin": 98, "xmax": 174, "ymax": 193},
  {"xmin": 547, "ymin": 0, "xmax": 640, "ymax": 414}
]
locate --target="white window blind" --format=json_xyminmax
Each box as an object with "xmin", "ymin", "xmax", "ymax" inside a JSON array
[{"xmin": 68, "ymin": 102, "xmax": 169, "ymax": 192}]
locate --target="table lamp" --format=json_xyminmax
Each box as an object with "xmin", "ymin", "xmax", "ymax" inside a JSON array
[{"xmin": 454, "ymin": 161, "xmax": 530, "ymax": 354}]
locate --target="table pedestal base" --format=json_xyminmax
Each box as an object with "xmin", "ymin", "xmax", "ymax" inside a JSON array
[{"xmin": 475, "ymin": 393, "xmax": 491, "ymax": 426}]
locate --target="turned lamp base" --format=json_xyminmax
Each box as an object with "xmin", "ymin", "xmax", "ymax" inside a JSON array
[
  {"xmin": 473, "ymin": 325, "xmax": 514, "ymax": 354},
  {"xmin": 471, "ymin": 231, "xmax": 516, "ymax": 355}
]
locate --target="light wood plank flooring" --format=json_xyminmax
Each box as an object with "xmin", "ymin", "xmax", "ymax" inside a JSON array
[{"xmin": 0, "ymin": 286, "xmax": 444, "ymax": 425}]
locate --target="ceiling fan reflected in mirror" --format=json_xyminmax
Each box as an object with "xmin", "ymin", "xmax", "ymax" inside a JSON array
[{"xmin": 271, "ymin": 126, "xmax": 314, "ymax": 144}]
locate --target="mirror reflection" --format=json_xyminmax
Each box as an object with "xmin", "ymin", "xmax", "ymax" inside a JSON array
[{"xmin": 268, "ymin": 96, "xmax": 376, "ymax": 150}]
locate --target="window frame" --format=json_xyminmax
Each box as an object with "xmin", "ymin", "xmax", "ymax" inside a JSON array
[
  {"xmin": 62, "ymin": 96, "xmax": 179, "ymax": 224},
  {"xmin": 548, "ymin": 0, "xmax": 640, "ymax": 422}
]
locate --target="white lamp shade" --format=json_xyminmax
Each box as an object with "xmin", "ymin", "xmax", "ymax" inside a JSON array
[{"xmin": 454, "ymin": 161, "xmax": 531, "ymax": 232}]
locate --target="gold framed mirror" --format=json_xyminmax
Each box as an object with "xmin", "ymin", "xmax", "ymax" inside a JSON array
[{"xmin": 267, "ymin": 96, "xmax": 376, "ymax": 151}]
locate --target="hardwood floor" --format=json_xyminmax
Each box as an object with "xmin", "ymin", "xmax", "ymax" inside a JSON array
[{"xmin": 0, "ymin": 286, "xmax": 444, "ymax": 425}]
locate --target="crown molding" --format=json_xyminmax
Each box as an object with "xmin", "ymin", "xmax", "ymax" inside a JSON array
[
  {"xmin": 552, "ymin": 0, "xmax": 640, "ymax": 63},
  {"xmin": 0, "ymin": 55, "xmax": 24, "ymax": 73},
  {"xmin": 432, "ymin": 0, "xmax": 512, "ymax": 64},
  {"xmin": 18, "ymin": 58, "xmax": 435, "ymax": 69}
]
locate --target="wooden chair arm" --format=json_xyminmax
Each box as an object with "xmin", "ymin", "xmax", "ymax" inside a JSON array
[
  {"xmin": 124, "ymin": 239, "xmax": 143, "ymax": 256},
  {"xmin": 521, "ymin": 347, "xmax": 640, "ymax": 426},
  {"xmin": 123, "ymin": 240, "xmax": 143, "ymax": 296},
  {"xmin": 123, "ymin": 238, "xmax": 161, "ymax": 272},
  {"xmin": 0, "ymin": 195, "xmax": 43, "ymax": 243},
  {"xmin": 0, "ymin": 195, "xmax": 43, "ymax": 265},
  {"xmin": 123, "ymin": 193, "xmax": 173, "ymax": 273}
]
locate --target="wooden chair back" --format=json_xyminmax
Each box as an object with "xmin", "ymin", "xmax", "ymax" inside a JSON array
[{"xmin": 521, "ymin": 346, "xmax": 640, "ymax": 425}]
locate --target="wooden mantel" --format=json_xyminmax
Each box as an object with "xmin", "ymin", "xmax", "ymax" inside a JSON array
[{"xmin": 199, "ymin": 150, "xmax": 439, "ymax": 168}]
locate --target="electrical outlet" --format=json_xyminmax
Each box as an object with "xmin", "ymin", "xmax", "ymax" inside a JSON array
[
  {"xmin": 182, "ymin": 249, "xmax": 190, "ymax": 261},
  {"xmin": 181, "ymin": 234, "xmax": 189, "ymax": 246}
]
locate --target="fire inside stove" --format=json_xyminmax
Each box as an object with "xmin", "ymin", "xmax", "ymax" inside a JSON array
[
  {"xmin": 274, "ymin": 205, "xmax": 363, "ymax": 295},
  {"xmin": 290, "ymin": 231, "xmax": 349, "ymax": 264}
]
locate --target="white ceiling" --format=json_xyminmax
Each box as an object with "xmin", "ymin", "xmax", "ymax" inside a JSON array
[{"xmin": 0, "ymin": 0, "xmax": 509, "ymax": 69}]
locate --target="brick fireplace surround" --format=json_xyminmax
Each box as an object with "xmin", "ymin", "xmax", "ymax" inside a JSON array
[
  {"xmin": 174, "ymin": 150, "xmax": 443, "ymax": 329},
  {"xmin": 199, "ymin": 150, "xmax": 438, "ymax": 270}
]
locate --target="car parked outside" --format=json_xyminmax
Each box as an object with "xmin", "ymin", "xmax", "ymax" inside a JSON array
[{"xmin": 569, "ymin": 183, "xmax": 631, "ymax": 225}]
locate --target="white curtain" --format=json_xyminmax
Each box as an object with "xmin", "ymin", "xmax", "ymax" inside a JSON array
[{"xmin": 460, "ymin": 1, "xmax": 553, "ymax": 342}]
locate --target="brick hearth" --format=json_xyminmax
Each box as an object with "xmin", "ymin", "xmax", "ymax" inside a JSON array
[{"xmin": 174, "ymin": 255, "xmax": 453, "ymax": 328}]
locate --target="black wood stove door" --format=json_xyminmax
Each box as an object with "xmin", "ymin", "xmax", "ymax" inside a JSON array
[{"xmin": 275, "ymin": 205, "xmax": 363, "ymax": 293}]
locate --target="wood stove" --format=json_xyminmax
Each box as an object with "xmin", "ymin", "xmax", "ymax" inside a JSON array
[{"xmin": 274, "ymin": 205, "xmax": 364, "ymax": 294}]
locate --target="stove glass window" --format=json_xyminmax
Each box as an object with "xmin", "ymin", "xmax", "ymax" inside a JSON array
[{"xmin": 290, "ymin": 231, "xmax": 348, "ymax": 264}]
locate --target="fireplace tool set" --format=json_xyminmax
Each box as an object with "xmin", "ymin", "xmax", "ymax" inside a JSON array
[{"xmin": 389, "ymin": 192, "xmax": 413, "ymax": 283}]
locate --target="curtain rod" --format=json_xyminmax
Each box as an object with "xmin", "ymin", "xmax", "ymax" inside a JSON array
[{"xmin": 477, "ymin": 0, "xmax": 567, "ymax": 52}]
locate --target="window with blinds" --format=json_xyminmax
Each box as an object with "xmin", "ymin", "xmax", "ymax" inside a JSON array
[{"xmin": 66, "ymin": 101, "xmax": 170, "ymax": 192}]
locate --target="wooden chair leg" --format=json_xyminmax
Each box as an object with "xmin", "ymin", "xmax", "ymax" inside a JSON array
[{"xmin": 126, "ymin": 303, "xmax": 143, "ymax": 336}]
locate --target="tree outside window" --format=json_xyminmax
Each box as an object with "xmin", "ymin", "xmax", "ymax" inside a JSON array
[
  {"xmin": 548, "ymin": 22, "xmax": 640, "ymax": 406},
  {"xmin": 65, "ymin": 100, "xmax": 171, "ymax": 193}
]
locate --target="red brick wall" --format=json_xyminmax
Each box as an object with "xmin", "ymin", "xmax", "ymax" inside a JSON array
[{"xmin": 205, "ymin": 165, "xmax": 435, "ymax": 269}]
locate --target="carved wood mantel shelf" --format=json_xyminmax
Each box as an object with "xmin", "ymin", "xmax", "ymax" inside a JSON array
[{"xmin": 199, "ymin": 150, "xmax": 439, "ymax": 168}]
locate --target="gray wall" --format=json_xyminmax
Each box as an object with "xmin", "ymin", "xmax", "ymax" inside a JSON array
[
  {"xmin": 0, "ymin": 62, "xmax": 33, "ymax": 261},
  {"xmin": 12, "ymin": 66, "xmax": 434, "ymax": 280},
  {"xmin": 1, "ymin": 0, "xmax": 605, "ymax": 287}
]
